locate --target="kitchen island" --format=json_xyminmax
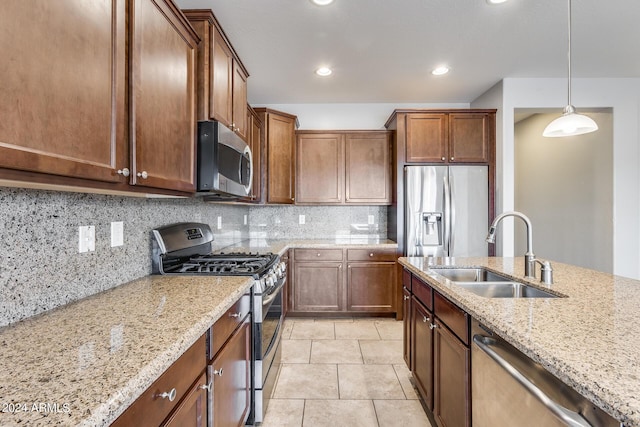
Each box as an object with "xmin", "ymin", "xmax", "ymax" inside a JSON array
[
  {"xmin": 400, "ymin": 256, "xmax": 639, "ymax": 427},
  {"xmin": 0, "ymin": 238, "xmax": 396, "ymax": 426}
]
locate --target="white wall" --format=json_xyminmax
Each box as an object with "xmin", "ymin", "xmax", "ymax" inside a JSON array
[
  {"xmin": 255, "ymin": 102, "xmax": 468, "ymax": 129},
  {"xmin": 514, "ymin": 112, "xmax": 614, "ymax": 273},
  {"xmin": 473, "ymin": 77, "xmax": 640, "ymax": 279}
]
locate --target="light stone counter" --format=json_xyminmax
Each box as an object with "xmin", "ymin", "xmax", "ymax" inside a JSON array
[
  {"xmin": 0, "ymin": 238, "xmax": 397, "ymax": 426},
  {"xmin": 0, "ymin": 275, "xmax": 252, "ymax": 427},
  {"xmin": 399, "ymin": 256, "xmax": 640, "ymax": 427},
  {"xmin": 213, "ymin": 237, "xmax": 398, "ymax": 255}
]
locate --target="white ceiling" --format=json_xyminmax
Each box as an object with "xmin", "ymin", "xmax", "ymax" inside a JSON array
[{"xmin": 175, "ymin": 0, "xmax": 640, "ymax": 105}]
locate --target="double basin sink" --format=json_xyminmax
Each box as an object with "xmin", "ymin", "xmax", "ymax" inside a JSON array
[{"xmin": 429, "ymin": 267, "xmax": 560, "ymax": 299}]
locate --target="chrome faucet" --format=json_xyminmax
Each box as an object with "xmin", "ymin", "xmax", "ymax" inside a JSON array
[{"xmin": 486, "ymin": 211, "xmax": 553, "ymax": 284}]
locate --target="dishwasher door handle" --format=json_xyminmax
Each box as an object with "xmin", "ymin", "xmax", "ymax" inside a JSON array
[{"xmin": 472, "ymin": 335, "xmax": 592, "ymax": 427}]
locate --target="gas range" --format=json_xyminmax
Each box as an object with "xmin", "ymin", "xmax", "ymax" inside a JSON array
[{"xmin": 151, "ymin": 222, "xmax": 285, "ymax": 294}]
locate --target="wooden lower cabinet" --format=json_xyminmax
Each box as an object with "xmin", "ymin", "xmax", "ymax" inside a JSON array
[
  {"xmin": 209, "ymin": 312, "xmax": 251, "ymax": 427},
  {"xmin": 411, "ymin": 297, "xmax": 434, "ymax": 410},
  {"xmin": 347, "ymin": 262, "xmax": 395, "ymax": 312},
  {"xmin": 433, "ymin": 319, "xmax": 471, "ymax": 427},
  {"xmin": 292, "ymin": 261, "xmax": 344, "ymax": 312},
  {"xmin": 289, "ymin": 248, "xmax": 397, "ymax": 315},
  {"xmin": 164, "ymin": 372, "xmax": 208, "ymax": 427},
  {"xmin": 112, "ymin": 335, "xmax": 207, "ymax": 427},
  {"xmin": 403, "ymin": 269, "xmax": 471, "ymax": 427},
  {"xmin": 402, "ymin": 287, "xmax": 412, "ymax": 366}
]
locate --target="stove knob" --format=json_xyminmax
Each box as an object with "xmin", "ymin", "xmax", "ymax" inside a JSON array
[
  {"xmin": 258, "ymin": 277, "xmax": 268, "ymax": 293},
  {"xmin": 269, "ymin": 272, "xmax": 277, "ymax": 285},
  {"xmin": 265, "ymin": 276, "xmax": 274, "ymax": 288}
]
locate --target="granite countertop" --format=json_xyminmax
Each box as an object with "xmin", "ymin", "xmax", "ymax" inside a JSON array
[
  {"xmin": 0, "ymin": 238, "xmax": 397, "ymax": 426},
  {"xmin": 399, "ymin": 256, "xmax": 640, "ymax": 427}
]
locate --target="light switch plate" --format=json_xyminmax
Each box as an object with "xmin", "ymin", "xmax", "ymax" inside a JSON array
[
  {"xmin": 299, "ymin": 214, "xmax": 306, "ymax": 225},
  {"xmin": 111, "ymin": 221, "xmax": 124, "ymax": 247},
  {"xmin": 78, "ymin": 225, "xmax": 95, "ymax": 253},
  {"xmin": 244, "ymin": 214, "xmax": 248, "ymax": 225},
  {"xmin": 368, "ymin": 215, "xmax": 375, "ymax": 225},
  {"xmin": 217, "ymin": 216, "xmax": 222, "ymax": 229}
]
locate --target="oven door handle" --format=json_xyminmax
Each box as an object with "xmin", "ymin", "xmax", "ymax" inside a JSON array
[{"xmin": 262, "ymin": 278, "xmax": 285, "ymax": 309}]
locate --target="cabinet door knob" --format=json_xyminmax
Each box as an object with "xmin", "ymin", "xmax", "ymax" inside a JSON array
[
  {"xmin": 317, "ymin": 253, "xmax": 321, "ymax": 257},
  {"xmin": 213, "ymin": 368, "xmax": 224, "ymax": 377},
  {"xmin": 450, "ymin": 157, "xmax": 454, "ymax": 161},
  {"xmin": 404, "ymin": 295, "xmax": 410, "ymax": 301},
  {"xmin": 157, "ymin": 388, "xmax": 177, "ymax": 402},
  {"xmin": 137, "ymin": 171, "xmax": 148, "ymax": 179},
  {"xmin": 369, "ymin": 253, "xmax": 374, "ymax": 257},
  {"xmin": 199, "ymin": 381, "xmax": 212, "ymax": 392},
  {"xmin": 229, "ymin": 311, "xmax": 242, "ymax": 318},
  {"xmin": 430, "ymin": 323, "xmax": 437, "ymax": 330},
  {"xmin": 117, "ymin": 168, "xmax": 130, "ymax": 177},
  {"xmin": 291, "ymin": 197, "xmax": 295, "ymax": 201},
  {"xmin": 441, "ymin": 157, "xmax": 445, "ymax": 161}
]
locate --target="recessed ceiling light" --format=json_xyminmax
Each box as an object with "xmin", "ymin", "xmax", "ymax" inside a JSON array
[
  {"xmin": 486, "ymin": 0, "xmax": 508, "ymax": 4},
  {"xmin": 315, "ymin": 67, "xmax": 332, "ymax": 76},
  {"xmin": 431, "ymin": 66, "xmax": 450, "ymax": 76},
  {"xmin": 311, "ymin": 0, "xmax": 334, "ymax": 5}
]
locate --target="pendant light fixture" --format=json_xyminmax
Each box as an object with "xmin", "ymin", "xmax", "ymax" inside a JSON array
[{"xmin": 543, "ymin": 0, "xmax": 598, "ymax": 137}]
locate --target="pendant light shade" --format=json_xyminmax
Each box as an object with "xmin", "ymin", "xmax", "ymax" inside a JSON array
[{"xmin": 543, "ymin": 0, "xmax": 598, "ymax": 137}]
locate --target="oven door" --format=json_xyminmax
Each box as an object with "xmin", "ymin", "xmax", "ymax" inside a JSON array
[{"xmin": 253, "ymin": 277, "xmax": 285, "ymax": 423}]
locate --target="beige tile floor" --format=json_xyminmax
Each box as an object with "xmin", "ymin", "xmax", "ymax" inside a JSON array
[{"xmin": 262, "ymin": 318, "xmax": 432, "ymax": 427}]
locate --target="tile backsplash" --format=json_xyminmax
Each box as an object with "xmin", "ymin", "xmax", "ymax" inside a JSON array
[{"xmin": 0, "ymin": 187, "xmax": 388, "ymax": 327}]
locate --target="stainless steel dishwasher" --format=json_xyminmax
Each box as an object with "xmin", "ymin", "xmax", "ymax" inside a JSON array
[{"xmin": 471, "ymin": 319, "xmax": 621, "ymax": 427}]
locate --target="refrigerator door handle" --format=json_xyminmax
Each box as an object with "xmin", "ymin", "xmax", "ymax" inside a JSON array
[
  {"xmin": 443, "ymin": 175, "xmax": 451, "ymax": 254},
  {"xmin": 449, "ymin": 173, "xmax": 456, "ymax": 255}
]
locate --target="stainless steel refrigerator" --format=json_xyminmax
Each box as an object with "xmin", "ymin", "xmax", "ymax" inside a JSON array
[{"xmin": 405, "ymin": 165, "xmax": 488, "ymax": 257}]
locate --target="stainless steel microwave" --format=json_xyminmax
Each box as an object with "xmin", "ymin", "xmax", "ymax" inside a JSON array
[{"xmin": 196, "ymin": 121, "xmax": 252, "ymax": 198}]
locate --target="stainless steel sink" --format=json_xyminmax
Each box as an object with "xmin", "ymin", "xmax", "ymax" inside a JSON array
[
  {"xmin": 429, "ymin": 267, "xmax": 560, "ymax": 299},
  {"xmin": 428, "ymin": 267, "xmax": 512, "ymax": 282},
  {"xmin": 455, "ymin": 282, "xmax": 559, "ymax": 298}
]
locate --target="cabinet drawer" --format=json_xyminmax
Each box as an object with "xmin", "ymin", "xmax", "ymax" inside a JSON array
[
  {"xmin": 210, "ymin": 292, "xmax": 251, "ymax": 359},
  {"xmin": 112, "ymin": 334, "xmax": 207, "ymax": 427},
  {"xmin": 412, "ymin": 276, "xmax": 433, "ymax": 311},
  {"xmin": 403, "ymin": 269, "xmax": 412, "ymax": 291},
  {"xmin": 347, "ymin": 248, "xmax": 397, "ymax": 262},
  {"xmin": 294, "ymin": 248, "xmax": 343, "ymax": 261},
  {"xmin": 434, "ymin": 292, "xmax": 469, "ymax": 345}
]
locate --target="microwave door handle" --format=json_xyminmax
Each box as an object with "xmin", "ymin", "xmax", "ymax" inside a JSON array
[{"xmin": 243, "ymin": 145, "xmax": 253, "ymax": 195}]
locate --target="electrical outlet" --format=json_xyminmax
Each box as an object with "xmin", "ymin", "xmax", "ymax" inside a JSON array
[
  {"xmin": 217, "ymin": 216, "xmax": 222, "ymax": 229},
  {"xmin": 368, "ymin": 214, "xmax": 375, "ymax": 225},
  {"xmin": 78, "ymin": 225, "xmax": 95, "ymax": 253},
  {"xmin": 110, "ymin": 221, "xmax": 124, "ymax": 247},
  {"xmin": 244, "ymin": 214, "xmax": 248, "ymax": 225},
  {"xmin": 299, "ymin": 214, "xmax": 306, "ymax": 225}
]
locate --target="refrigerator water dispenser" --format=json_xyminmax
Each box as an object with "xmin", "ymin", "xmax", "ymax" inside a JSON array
[{"xmin": 422, "ymin": 212, "xmax": 442, "ymax": 245}]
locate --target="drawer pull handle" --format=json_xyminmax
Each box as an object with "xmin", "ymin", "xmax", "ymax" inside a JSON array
[
  {"xmin": 213, "ymin": 368, "xmax": 224, "ymax": 377},
  {"xmin": 158, "ymin": 388, "xmax": 177, "ymax": 402},
  {"xmin": 200, "ymin": 381, "xmax": 212, "ymax": 392},
  {"xmin": 317, "ymin": 253, "xmax": 321, "ymax": 257},
  {"xmin": 430, "ymin": 323, "xmax": 437, "ymax": 330},
  {"xmin": 229, "ymin": 312, "xmax": 242, "ymax": 318}
]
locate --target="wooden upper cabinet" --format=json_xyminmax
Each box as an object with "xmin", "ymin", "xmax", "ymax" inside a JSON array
[
  {"xmin": 345, "ymin": 132, "xmax": 392, "ymax": 204},
  {"xmin": 448, "ymin": 113, "xmax": 490, "ymax": 163},
  {"xmin": 406, "ymin": 114, "xmax": 448, "ymax": 163},
  {"xmin": 184, "ymin": 10, "xmax": 249, "ymax": 141},
  {"xmin": 232, "ymin": 62, "xmax": 248, "ymax": 140},
  {"xmin": 247, "ymin": 106, "xmax": 263, "ymax": 203},
  {"xmin": 256, "ymin": 108, "xmax": 297, "ymax": 204},
  {"xmin": 295, "ymin": 131, "xmax": 391, "ymax": 205},
  {"xmin": 296, "ymin": 133, "xmax": 344, "ymax": 204},
  {"xmin": 0, "ymin": 0, "xmax": 127, "ymax": 183},
  {"xmin": 400, "ymin": 110, "xmax": 494, "ymax": 165},
  {"xmin": 130, "ymin": 0, "xmax": 198, "ymax": 192}
]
